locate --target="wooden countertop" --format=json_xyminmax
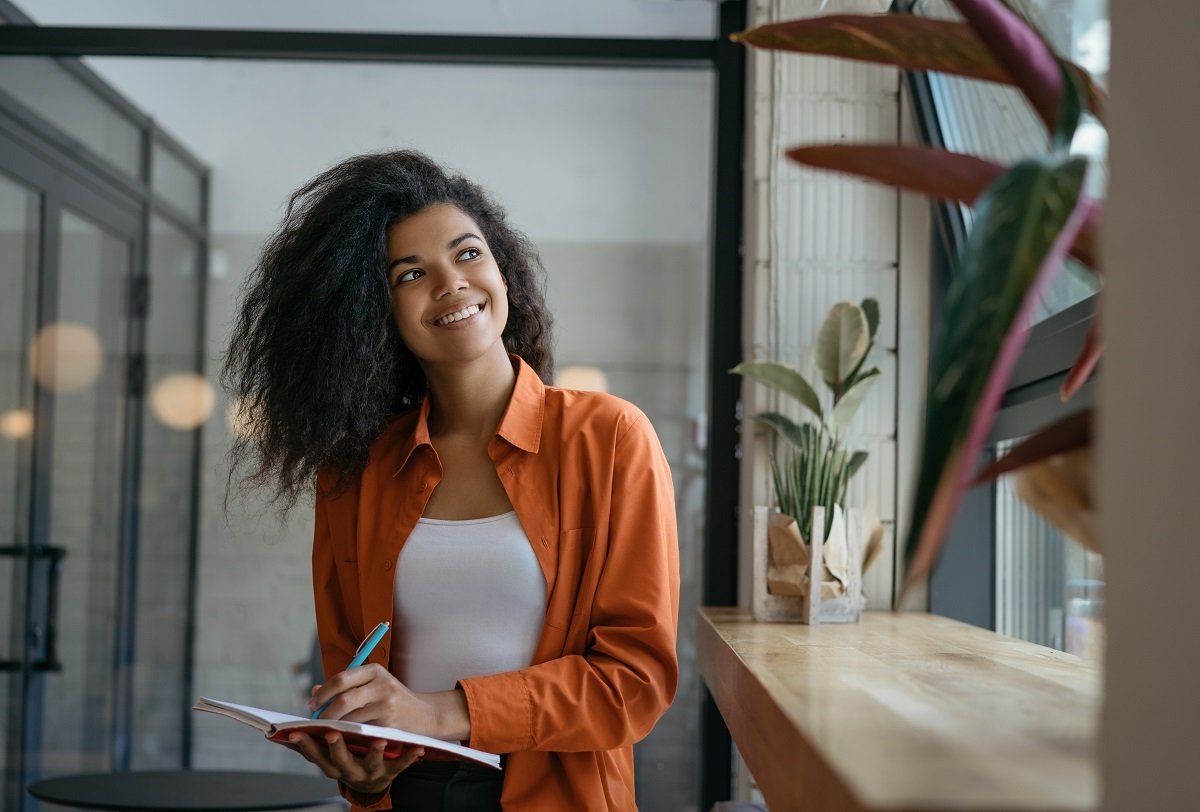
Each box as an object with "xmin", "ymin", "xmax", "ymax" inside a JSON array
[{"xmin": 696, "ymin": 607, "xmax": 1100, "ymax": 812}]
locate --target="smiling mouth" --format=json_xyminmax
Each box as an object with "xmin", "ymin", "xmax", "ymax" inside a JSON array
[{"xmin": 432, "ymin": 302, "xmax": 485, "ymax": 327}]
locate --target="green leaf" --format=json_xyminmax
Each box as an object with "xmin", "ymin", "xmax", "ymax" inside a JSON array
[
  {"xmin": 902, "ymin": 154, "xmax": 1089, "ymax": 592},
  {"xmin": 847, "ymin": 450, "xmax": 870, "ymax": 480},
  {"xmin": 1051, "ymin": 57, "xmax": 1083, "ymax": 152},
  {"xmin": 731, "ymin": 361, "xmax": 823, "ymax": 420},
  {"xmin": 753, "ymin": 412, "xmax": 818, "ymax": 450},
  {"xmin": 861, "ymin": 297, "xmax": 880, "ymax": 342},
  {"xmin": 831, "ymin": 367, "xmax": 881, "ymax": 433},
  {"xmin": 813, "ymin": 303, "xmax": 869, "ymax": 393}
]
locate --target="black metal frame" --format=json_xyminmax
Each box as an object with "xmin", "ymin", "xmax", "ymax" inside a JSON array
[
  {"xmin": 0, "ymin": 1, "xmax": 747, "ymax": 808},
  {"xmin": 700, "ymin": 3, "xmax": 746, "ymax": 809},
  {"xmin": 0, "ymin": 26, "xmax": 716, "ymax": 68}
]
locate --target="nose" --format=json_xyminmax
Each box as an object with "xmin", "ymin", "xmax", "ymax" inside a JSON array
[{"xmin": 429, "ymin": 262, "xmax": 469, "ymax": 299}]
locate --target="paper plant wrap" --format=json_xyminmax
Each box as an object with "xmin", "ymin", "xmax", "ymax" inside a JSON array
[{"xmin": 766, "ymin": 508, "xmax": 884, "ymax": 599}]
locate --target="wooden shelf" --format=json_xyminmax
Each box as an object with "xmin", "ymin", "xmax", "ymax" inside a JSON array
[{"xmin": 696, "ymin": 607, "xmax": 1099, "ymax": 812}]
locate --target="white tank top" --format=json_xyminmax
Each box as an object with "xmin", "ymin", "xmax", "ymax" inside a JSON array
[{"xmin": 390, "ymin": 511, "xmax": 546, "ymax": 693}]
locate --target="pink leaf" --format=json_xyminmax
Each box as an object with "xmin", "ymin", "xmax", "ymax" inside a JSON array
[
  {"xmin": 1061, "ymin": 319, "xmax": 1102, "ymax": 401},
  {"xmin": 949, "ymin": 0, "xmax": 1064, "ymax": 133}
]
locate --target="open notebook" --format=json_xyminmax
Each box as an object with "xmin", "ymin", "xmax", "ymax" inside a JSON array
[{"xmin": 192, "ymin": 697, "xmax": 501, "ymax": 769}]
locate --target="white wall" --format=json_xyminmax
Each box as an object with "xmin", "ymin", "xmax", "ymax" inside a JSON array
[
  {"xmin": 77, "ymin": 59, "xmax": 714, "ymax": 243},
  {"xmin": 1099, "ymin": 1, "xmax": 1200, "ymax": 808},
  {"xmin": 737, "ymin": 0, "xmax": 906, "ymax": 616}
]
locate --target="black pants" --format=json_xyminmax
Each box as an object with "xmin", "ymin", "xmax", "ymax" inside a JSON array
[{"xmin": 389, "ymin": 759, "xmax": 504, "ymax": 811}]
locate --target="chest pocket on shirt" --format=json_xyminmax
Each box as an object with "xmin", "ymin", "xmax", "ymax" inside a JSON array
[{"xmin": 544, "ymin": 527, "xmax": 596, "ymax": 632}]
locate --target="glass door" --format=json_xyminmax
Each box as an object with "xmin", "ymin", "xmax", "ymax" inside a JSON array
[
  {"xmin": 0, "ymin": 168, "xmax": 42, "ymax": 812},
  {"xmin": 0, "ymin": 124, "xmax": 141, "ymax": 810},
  {"xmin": 34, "ymin": 203, "xmax": 135, "ymax": 780},
  {"xmin": 0, "ymin": 46, "xmax": 209, "ymax": 811}
]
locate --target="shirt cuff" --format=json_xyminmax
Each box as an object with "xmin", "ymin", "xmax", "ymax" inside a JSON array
[
  {"xmin": 338, "ymin": 780, "xmax": 393, "ymax": 811},
  {"xmin": 458, "ymin": 669, "xmax": 533, "ymax": 753}
]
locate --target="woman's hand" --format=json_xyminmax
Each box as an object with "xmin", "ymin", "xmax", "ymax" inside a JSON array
[
  {"xmin": 309, "ymin": 664, "xmax": 471, "ymax": 742},
  {"xmin": 288, "ymin": 732, "xmax": 422, "ymax": 796}
]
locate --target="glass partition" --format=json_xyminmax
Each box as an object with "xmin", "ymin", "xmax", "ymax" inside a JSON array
[
  {"xmin": 0, "ymin": 57, "xmax": 142, "ymax": 179},
  {"xmin": 0, "ymin": 170, "xmax": 40, "ymax": 799},
  {"xmin": 37, "ymin": 209, "xmax": 131, "ymax": 776},
  {"xmin": 151, "ymin": 143, "xmax": 204, "ymax": 222},
  {"xmin": 131, "ymin": 215, "xmax": 204, "ymax": 769}
]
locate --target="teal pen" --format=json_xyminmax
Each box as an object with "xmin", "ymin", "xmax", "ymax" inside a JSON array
[{"xmin": 310, "ymin": 620, "xmax": 391, "ymax": 719}]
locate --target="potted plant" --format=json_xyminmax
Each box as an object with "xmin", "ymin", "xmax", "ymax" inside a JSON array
[
  {"xmin": 733, "ymin": 298, "xmax": 886, "ymax": 623},
  {"xmin": 732, "ymin": 0, "xmax": 1106, "ymax": 598}
]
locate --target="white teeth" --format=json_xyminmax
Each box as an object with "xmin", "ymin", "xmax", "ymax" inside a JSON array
[{"xmin": 435, "ymin": 304, "xmax": 481, "ymax": 326}]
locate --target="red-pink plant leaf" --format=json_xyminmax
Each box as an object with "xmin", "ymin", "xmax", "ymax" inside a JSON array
[
  {"xmin": 732, "ymin": 14, "xmax": 1106, "ymax": 123},
  {"xmin": 900, "ymin": 160, "xmax": 1093, "ymax": 600},
  {"xmin": 949, "ymin": 0, "xmax": 1063, "ymax": 133},
  {"xmin": 732, "ymin": 15, "xmax": 1015, "ymax": 83},
  {"xmin": 787, "ymin": 144, "xmax": 1102, "ymax": 271},
  {"xmin": 787, "ymin": 144, "xmax": 1004, "ymax": 203},
  {"xmin": 1061, "ymin": 319, "xmax": 1102, "ymax": 400},
  {"xmin": 972, "ymin": 409, "xmax": 1092, "ymax": 483},
  {"xmin": 1072, "ymin": 205, "xmax": 1101, "ymax": 270}
]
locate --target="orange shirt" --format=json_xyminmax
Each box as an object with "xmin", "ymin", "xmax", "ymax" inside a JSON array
[{"xmin": 312, "ymin": 355, "xmax": 680, "ymax": 811}]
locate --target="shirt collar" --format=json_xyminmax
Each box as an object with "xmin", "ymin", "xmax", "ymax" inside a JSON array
[
  {"xmin": 495, "ymin": 354, "xmax": 545, "ymax": 454},
  {"xmin": 392, "ymin": 353, "xmax": 544, "ymax": 475}
]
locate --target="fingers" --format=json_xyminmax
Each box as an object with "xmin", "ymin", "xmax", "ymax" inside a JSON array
[
  {"xmin": 339, "ymin": 701, "xmax": 392, "ymax": 727},
  {"xmin": 287, "ymin": 731, "xmax": 420, "ymax": 793},
  {"xmin": 309, "ymin": 664, "xmax": 389, "ymax": 720},
  {"xmin": 287, "ymin": 732, "xmax": 342, "ymax": 780},
  {"xmin": 361, "ymin": 738, "xmax": 387, "ymax": 775},
  {"xmin": 389, "ymin": 745, "xmax": 425, "ymax": 775},
  {"xmin": 324, "ymin": 733, "xmax": 365, "ymax": 778}
]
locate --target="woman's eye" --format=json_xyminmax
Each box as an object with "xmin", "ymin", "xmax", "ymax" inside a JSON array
[
  {"xmin": 394, "ymin": 268, "xmax": 423, "ymax": 285},
  {"xmin": 459, "ymin": 247, "xmax": 481, "ymax": 261}
]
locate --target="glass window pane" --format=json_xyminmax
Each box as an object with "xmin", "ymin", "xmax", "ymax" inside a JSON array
[
  {"xmin": 915, "ymin": 0, "xmax": 1107, "ymax": 322},
  {"xmin": 993, "ymin": 439, "xmax": 1104, "ymax": 661},
  {"xmin": 38, "ymin": 209, "xmax": 130, "ymax": 776},
  {"xmin": 131, "ymin": 216, "xmax": 203, "ymax": 769},
  {"xmin": 152, "ymin": 142, "xmax": 204, "ymax": 222},
  {"xmin": 0, "ymin": 57, "xmax": 141, "ymax": 178},
  {"xmin": 0, "ymin": 170, "xmax": 41, "ymax": 785}
]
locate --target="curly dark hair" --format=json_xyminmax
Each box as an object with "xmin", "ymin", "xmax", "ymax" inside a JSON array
[{"xmin": 222, "ymin": 150, "xmax": 554, "ymax": 510}]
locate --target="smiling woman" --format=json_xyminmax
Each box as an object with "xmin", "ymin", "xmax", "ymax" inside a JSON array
[
  {"xmin": 385, "ymin": 204, "xmax": 511, "ymax": 374},
  {"xmin": 222, "ymin": 150, "xmax": 681, "ymax": 812}
]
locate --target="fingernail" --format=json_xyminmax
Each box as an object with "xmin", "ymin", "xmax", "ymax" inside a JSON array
[
  {"xmin": 288, "ymin": 735, "xmax": 300, "ymax": 743},
  {"xmin": 325, "ymin": 733, "xmax": 338, "ymax": 744}
]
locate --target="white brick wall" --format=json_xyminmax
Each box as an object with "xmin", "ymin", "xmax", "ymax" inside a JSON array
[{"xmin": 739, "ymin": 0, "xmax": 902, "ymax": 613}]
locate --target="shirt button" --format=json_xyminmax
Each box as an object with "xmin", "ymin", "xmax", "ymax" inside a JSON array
[
  {"xmin": 417, "ymin": 481, "xmax": 428, "ymax": 492},
  {"xmin": 383, "ymin": 560, "xmax": 393, "ymax": 572}
]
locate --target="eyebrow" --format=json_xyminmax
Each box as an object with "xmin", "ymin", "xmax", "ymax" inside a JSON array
[{"xmin": 387, "ymin": 232, "xmax": 480, "ymax": 272}]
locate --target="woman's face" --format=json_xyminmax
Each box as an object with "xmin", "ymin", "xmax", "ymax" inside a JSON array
[{"xmin": 386, "ymin": 203, "xmax": 509, "ymax": 369}]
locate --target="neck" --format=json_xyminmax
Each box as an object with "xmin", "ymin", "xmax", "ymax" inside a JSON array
[{"xmin": 422, "ymin": 345, "xmax": 517, "ymax": 441}]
